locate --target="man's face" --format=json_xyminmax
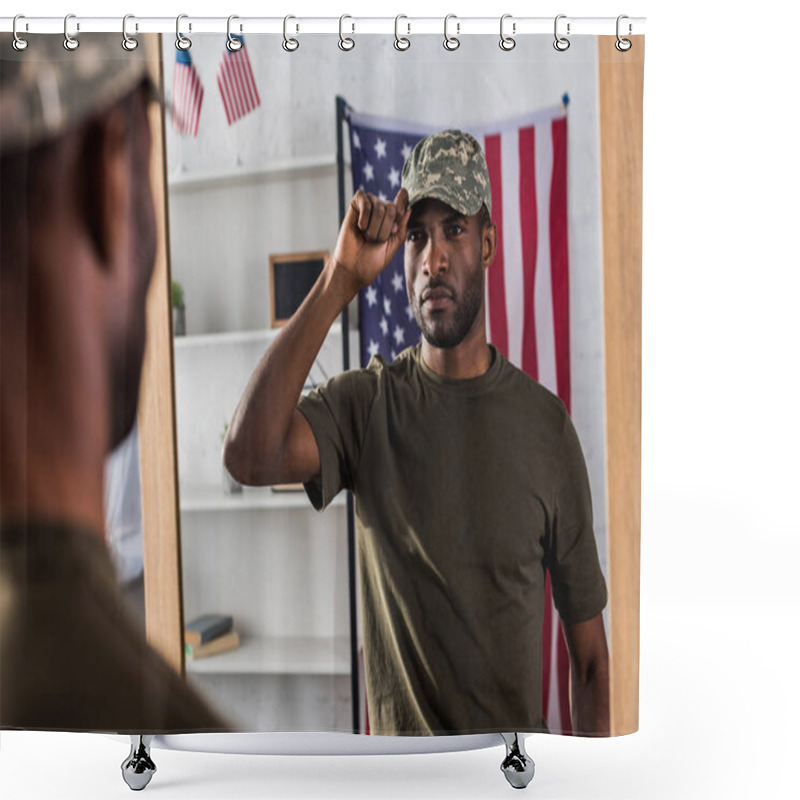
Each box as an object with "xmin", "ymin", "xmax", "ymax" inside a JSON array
[
  {"xmin": 109, "ymin": 87, "xmax": 157, "ymax": 447},
  {"xmin": 404, "ymin": 198, "xmax": 488, "ymax": 349}
]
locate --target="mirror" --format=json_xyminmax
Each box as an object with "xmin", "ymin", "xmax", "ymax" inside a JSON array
[{"xmin": 156, "ymin": 32, "xmax": 639, "ymax": 735}]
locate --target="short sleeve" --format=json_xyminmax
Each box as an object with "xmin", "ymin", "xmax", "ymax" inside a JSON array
[
  {"xmin": 296, "ymin": 366, "xmax": 379, "ymax": 511},
  {"xmin": 547, "ymin": 413, "xmax": 608, "ymax": 623}
]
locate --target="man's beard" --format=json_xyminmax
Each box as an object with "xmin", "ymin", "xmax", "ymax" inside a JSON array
[{"xmin": 411, "ymin": 260, "xmax": 484, "ymax": 349}]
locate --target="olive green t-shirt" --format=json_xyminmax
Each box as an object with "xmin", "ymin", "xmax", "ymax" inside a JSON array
[{"xmin": 298, "ymin": 344, "xmax": 607, "ymax": 736}]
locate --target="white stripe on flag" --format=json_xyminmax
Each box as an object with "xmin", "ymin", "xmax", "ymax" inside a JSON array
[
  {"xmin": 501, "ymin": 130, "xmax": 524, "ymax": 370},
  {"xmin": 535, "ymin": 120, "xmax": 557, "ymax": 395}
]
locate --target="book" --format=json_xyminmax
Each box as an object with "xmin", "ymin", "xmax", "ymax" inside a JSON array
[
  {"xmin": 184, "ymin": 613, "xmax": 233, "ymax": 646},
  {"xmin": 185, "ymin": 630, "xmax": 240, "ymax": 660}
]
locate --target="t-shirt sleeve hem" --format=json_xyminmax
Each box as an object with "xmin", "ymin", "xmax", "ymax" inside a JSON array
[
  {"xmin": 296, "ymin": 399, "xmax": 339, "ymax": 511},
  {"xmin": 554, "ymin": 580, "xmax": 608, "ymax": 625}
]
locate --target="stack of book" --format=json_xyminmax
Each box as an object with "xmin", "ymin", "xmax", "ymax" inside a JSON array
[{"xmin": 184, "ymin": 613, "xmax": 240, "ymax": 660}]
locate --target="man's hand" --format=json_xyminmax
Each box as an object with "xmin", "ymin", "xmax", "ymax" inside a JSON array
[{"xmin": 333, "ymin": 187, "xmax": 410, "ymax": 293}]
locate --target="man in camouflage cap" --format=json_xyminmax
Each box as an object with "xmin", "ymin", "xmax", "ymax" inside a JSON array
[
  {"xmin": 1, "ymin": 34, "xmax": 226, "ymax": 736},
  {"xmin": 224, "ymin": 129, "xmax": 609, "ymax": 738}
]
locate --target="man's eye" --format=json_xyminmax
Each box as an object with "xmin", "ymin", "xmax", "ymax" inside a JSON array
[
  {"xmin": 407, "ymin": 230, "xmax": 423, "ymax": 242},
  {"xmin": 448, "ymin": 225, "xmax": 464, "ymax": 236}
]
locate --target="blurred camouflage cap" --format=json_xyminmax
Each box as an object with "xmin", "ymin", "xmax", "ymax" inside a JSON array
[
  {"xmin": 401, "ymin": 129, "xmax": 492, "ymax": 217},
  {"xmin": 0, "ymin": 33, "xmax": 151, "ymax": 155}
]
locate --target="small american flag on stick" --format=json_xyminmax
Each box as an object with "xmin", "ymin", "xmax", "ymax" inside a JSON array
[
  {"xmin": 172, "ymin": 47, "xmax": 204, "ymax": 138},
  {"xmin": 217, "ymin": 34, "xmax": 261, "ymax": 125}
]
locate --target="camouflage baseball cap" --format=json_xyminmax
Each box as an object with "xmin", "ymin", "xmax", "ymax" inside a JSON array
[
  {"xmin": 0, "ymin": 33, "xmax": 152, "ymax": 155},
  {"xmin": 401, "ymin": 129, "xmax": 492, "ymax": 217}
]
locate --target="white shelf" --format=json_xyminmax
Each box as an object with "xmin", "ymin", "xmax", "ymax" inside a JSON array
[
  {"xmin": 186, "ymin": 635, "xmax": 351, "ymax": 675},
  {"xmin": 179, "ymin": 482, "xmax": 344, "ymax": 512},
  {"xmin": 168, "ymin": 154, "xmax": 344, "ymax": 193},
  {"xmin": 173, "ymin": 321, "xmax": 348, "ymax": 350}
]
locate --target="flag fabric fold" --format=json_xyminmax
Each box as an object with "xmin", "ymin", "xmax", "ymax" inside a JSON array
[{"xmin": 345, "ymin": 101, "xmax": 575, "ymax": 734}]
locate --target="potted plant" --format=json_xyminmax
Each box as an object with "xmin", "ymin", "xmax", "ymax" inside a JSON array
[{"xmin": 172, "ymin": 280, "xmax": 186, "ymax": 336}]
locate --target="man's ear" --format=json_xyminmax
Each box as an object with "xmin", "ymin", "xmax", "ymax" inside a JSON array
[
  {"xmin": 482, "ymin": 222, "xmax": 498, "ymax": 269},
  {"xmin": 80, "ymin": 107, "xmax": 130, "ymax": 269}
]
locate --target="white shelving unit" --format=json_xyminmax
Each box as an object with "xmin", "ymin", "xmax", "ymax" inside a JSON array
[{"xmin": 167, "ymin": 136, "xmax": 359, "ymax": 730}]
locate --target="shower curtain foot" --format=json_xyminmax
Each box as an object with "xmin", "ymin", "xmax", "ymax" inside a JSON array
[
  {"xmin": 499, "ymin": 733, "xmax": 535, "ymax": 789},
  {"xmin": 121, "ymin": 735, "xmax": 156, "ymax": 791}
]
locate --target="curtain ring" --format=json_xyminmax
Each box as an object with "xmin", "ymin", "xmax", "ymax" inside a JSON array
[
  {"xmin": 12, "ymin": 15, "xmax": 28, "ymax": 51},
  {"xmin": 615, "ymin": 15, "xmax": 632, "ymax": 52},
  {"xmin": 283, "ymin": 15, "xmax": 299, "ymax": 52},
  {"xmin": 122, "ymin": 14, "xmax": 138, "ymax": 51},
  {"xmin": 227, "ymin": 15, "xmax": 243, "ymax": 52},
  {"xmin": 394, "ymin": 14, "xmax": 410, "ymax": 51},
  {"xmin": 443, "ymin": 14, "xmax": 460, "ymax": 51},
  {"xmin": 553, "ymin": 14, "xmax": 570, "ymax": 51},
  {"xmin": 176, "ymin": 14, "xmax": 192, "ymax": 50},
  {"xmin": 63, "ymin": 14, "xmax": 79, "ymax": 51},
  {"xmin": 339, "ymin": 14, "xmax": 355, "ymax": 51},
  {"xmin": 499, "ymin": 14, "xmax": 516, "ymax": 51}
]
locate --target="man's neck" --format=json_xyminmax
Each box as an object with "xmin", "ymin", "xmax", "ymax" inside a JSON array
[
  {"xmin": 0, "ymin": 247, "xmax": 109, "ymax": 538},
  {"xmin": 420, "ymin": 330, "xmax": 493, "ymax": 380}
]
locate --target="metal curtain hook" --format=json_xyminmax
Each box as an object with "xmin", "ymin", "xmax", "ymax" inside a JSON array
[
  {"xmin": 444, "ymin": 14, "xmax": 460, "ymax": 51},
  {"xmin": 63, "ymin": 13, "xmax": 79, "ymax": 51},
  {"xmin": 394, "ymin": 14, "xmax": 410, "ymax": 51},
  {"xmin": 553, "ymin": 14, "xmax": 570, "ymax": 52},
  {"xmin": 500, "ymin": 14, "xmax": 516, "ymax": 51},
  {"xmin": 122, "ymin": 14, "xmax": 138, "ymax": 51},
  {"xmin": 339, "ymin": 14, "xmax": 355, "ymax": 51},
  {"xmin": 227, "ymin": 15, "xmax": 243, "ymax": 51},
  {"xmin": 283, "ymin": 15, "xmax": 299, "ymax": 52},
  {"xmin": 175, "ymin": 14, "xmax": 192, "ymax": 50},
  {"xmin": 615, "ymin": 14, "xmax": 632, "ymax": 52},
  {"xmin": 12, "ymin": 14, "xmax": 28, "ymax": 51}
]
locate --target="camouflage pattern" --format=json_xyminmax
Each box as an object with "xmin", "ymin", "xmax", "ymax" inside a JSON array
[
  {"xmin": 0, "ymin": 33, "xmax": 152, "ymax": 155},
  {"xmin": 401, "ymin": 129, "xmax": 492, "ymax": 217}
]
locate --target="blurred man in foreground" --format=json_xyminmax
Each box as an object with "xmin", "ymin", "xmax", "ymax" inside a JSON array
[{"xmin": 0, "ymin": 33, "xmax": 226, "ymax": 732}]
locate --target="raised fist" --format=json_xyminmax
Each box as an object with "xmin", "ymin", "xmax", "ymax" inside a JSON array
[{"xmin": 333, "ymin": 187, "xmax": 410, "ymax": 292}]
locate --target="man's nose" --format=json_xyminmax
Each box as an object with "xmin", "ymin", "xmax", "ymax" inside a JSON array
[{"xmin": 422, "ymin": 235, "xmax": 447, "ymax": 276}]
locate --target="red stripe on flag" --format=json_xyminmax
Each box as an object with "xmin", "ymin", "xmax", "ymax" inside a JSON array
[
  {"xmin": 221, "ymin": 62, "xmax": 242, "ymax": 122},
  {"xmin": 217, "ymin": 73, "xmax": 233, "ymax": 125},
  {"xmin": 550, "ymin": 117, "xmax": 571, "ymax": 411},
  {"xmin": 228, "ymin": 57, "xmax": 247, "ymax": 119},
  {"xmin": 484, "ymin": 134, "xmax": 508, "ymax": 359},
  {"xmin": 191, "ymin": 78, "xmax": 203, "ymax": 137},
  {"xmin": 241, "ymin": 48, "xmax": 261, "ymax": 106},
  {"xmin": 232, "ymin": 53, "xmax": 255, "ymax": 113},
  {"xmin": 518, "ymin": 126, "xmax": 539, "ymax": 380}
]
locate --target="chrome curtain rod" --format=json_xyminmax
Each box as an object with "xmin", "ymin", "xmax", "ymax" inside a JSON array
[{"xmin": 0, "ymin": 16, "xmax": 646, "ymax": 37}]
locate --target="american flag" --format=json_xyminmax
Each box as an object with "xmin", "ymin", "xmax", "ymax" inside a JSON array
[
  {"xmin": 172, "ymin": 47, "xmax": 204, "ymax": 138},
  {"xmin": 217, "ymin": 34, "xmax": 261, "ymax": 126},
  {"xmin": 345, "ymin": 101, "xmax": 581, "ymax": 735}
]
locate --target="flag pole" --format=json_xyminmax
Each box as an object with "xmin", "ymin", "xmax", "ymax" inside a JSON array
[{"xmin": 337, "ymin": 94, "xmax": 361, "ymax": 735}]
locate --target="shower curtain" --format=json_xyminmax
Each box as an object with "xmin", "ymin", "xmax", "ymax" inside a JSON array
[{"xmin": 0, "ymin": 24, "xmax": 643, "ymax": 744}]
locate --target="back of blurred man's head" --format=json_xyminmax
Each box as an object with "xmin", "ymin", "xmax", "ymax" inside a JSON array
[{"xmin": 1, "ymin": 33, "xmax": 159, "ymax": 448}]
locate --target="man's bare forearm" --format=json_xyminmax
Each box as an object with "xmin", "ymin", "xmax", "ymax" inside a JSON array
[
  {"xmin": 563, "ymin": 613, "xmax": 610, "ymax": 736},
  {"xmin": 570, "ymin": 661, "xmax": 610, "ymax": 735},
  {"xmin": 223, "ymin": 258, "xmax": 358, "ymax": 485}
]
